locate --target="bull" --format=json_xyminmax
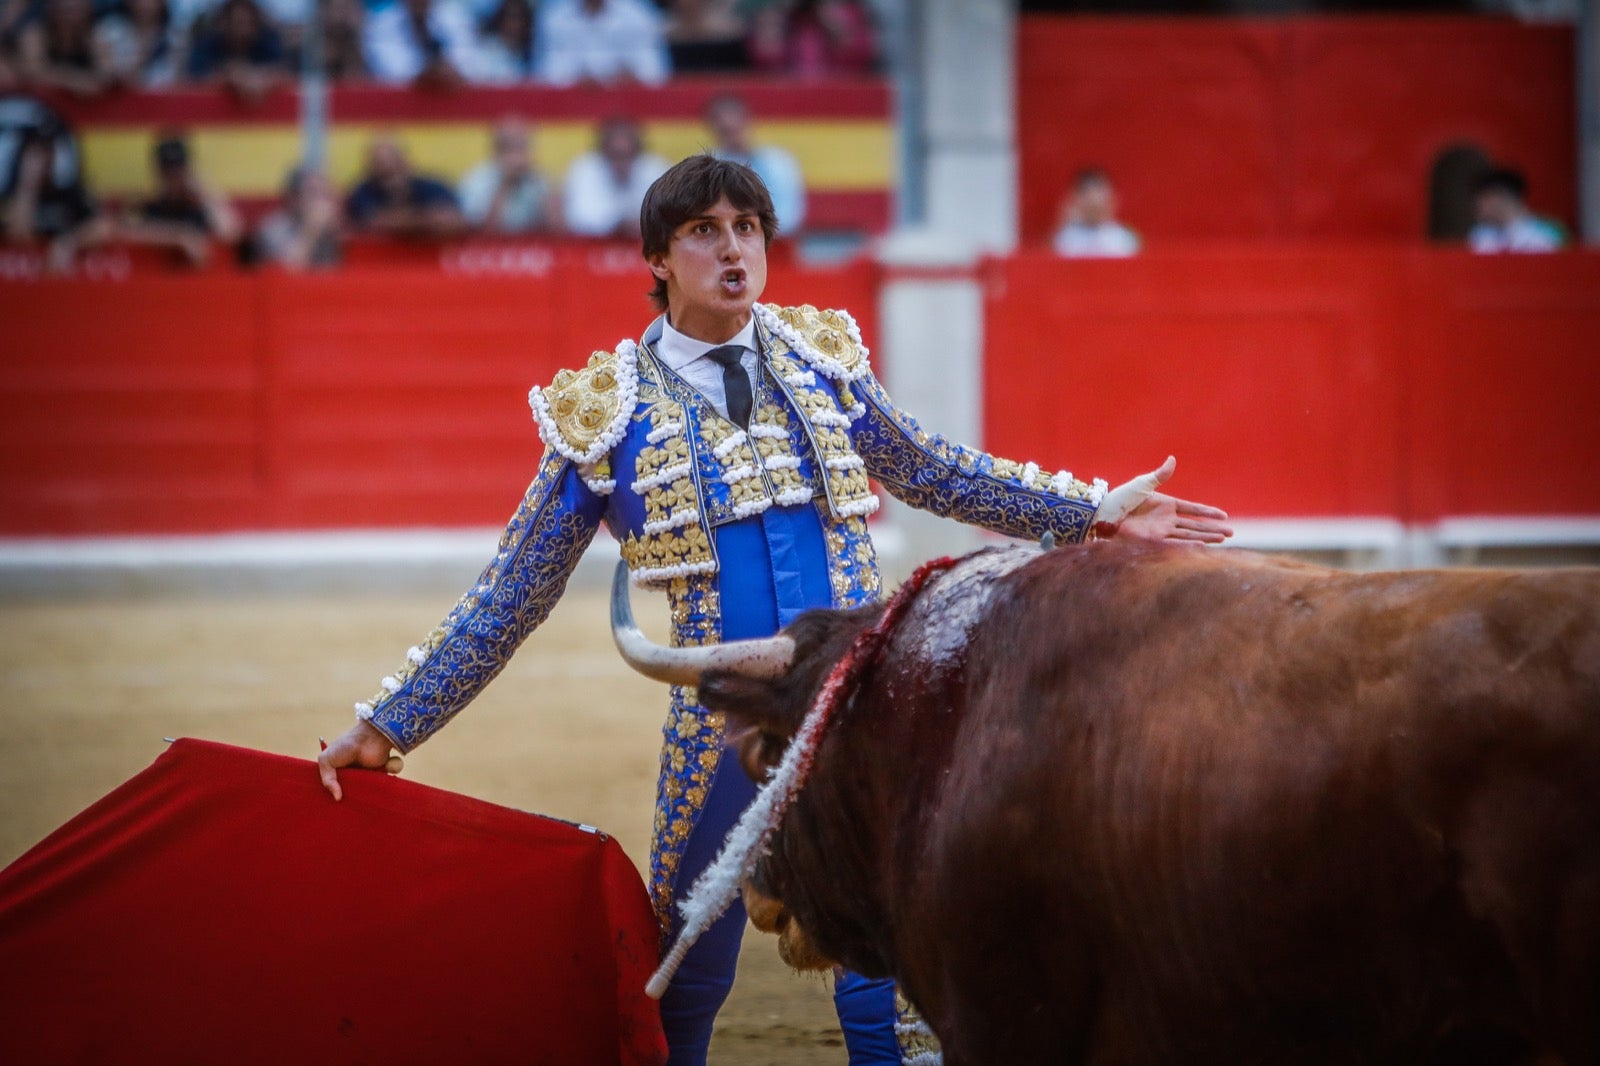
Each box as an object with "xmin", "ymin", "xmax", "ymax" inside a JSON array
[{"xmin": 613, "ymin": 540, "xmax": 1600, "ymax": 1065}]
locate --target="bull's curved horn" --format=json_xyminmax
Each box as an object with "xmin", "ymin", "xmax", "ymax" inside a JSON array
[{"xmin": 611, "ymin": 561, "xmax": 795, "ymax": 686}]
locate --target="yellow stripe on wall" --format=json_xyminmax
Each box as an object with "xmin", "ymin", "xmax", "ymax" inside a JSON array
[{"xmin": 79, "ymin": 119, "xmax": 893, "ymax": 198}]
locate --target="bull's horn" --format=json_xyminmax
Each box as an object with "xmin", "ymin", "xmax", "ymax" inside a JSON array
[{"xmin": 611, "ymin": 561, "xmax": 795, "ymax": 686}]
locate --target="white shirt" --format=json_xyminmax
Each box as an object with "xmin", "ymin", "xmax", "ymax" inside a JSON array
[
  {"xmin": 1469, "ymin": 215, "xmax": 1564, "ymax": 254},
  {"xmin": 1053, "ymin": 220, "xmax": 1141, "ymax": 258},
  {"xmin": 362, "ymin": 0, "xmax": 482, "ymax": 84},
  {"xmin": 458, "ymin": 162, "xmax": 551, "ymax": 232},
  {"xmin": 655, "ymin": 314, "xmax": 757, "ymax": 422},
  {"xmin": 561, "ymin": 150, "xmax": 669, "ymax": 237},
  {"xmin": 537, "ymin": 0, "xmax": 670, "ymax": 87}
]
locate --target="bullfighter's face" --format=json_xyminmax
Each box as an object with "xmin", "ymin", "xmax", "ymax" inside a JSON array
[{"xmin": 648, "ymin": 196, "xmax": 768, "ymax": 344}]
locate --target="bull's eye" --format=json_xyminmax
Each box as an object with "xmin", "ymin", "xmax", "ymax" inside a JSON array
[{"xmin": 762, "ymin": 732, "xmax": 788, "ymax": 763}]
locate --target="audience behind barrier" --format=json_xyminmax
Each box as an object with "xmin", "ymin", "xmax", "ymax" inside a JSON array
[
  {"xmin": 251, "ymin": 161, "xmax": 340, "ymax": 268},
  {"xmin": 361, "ymin": 0, "xmax": 478, "ymax": 86},
  {"xmin": 97, "ymin": 0, "xmax": 181, "ymax": 86},
  {"xmin": 344, "ymin": 132, "xmax": 466, "ymax": 239},
  {"xmin": 748, "ymin": 0, "xmax": 878, "ymax": 78},
  {"xmin": 117, "ymin": 129, "xmax": 242, "ymax": 265},
  {"xmin": 1, "ymin": 98, "xmax": 822, "ymax": 274},
  {"xmin": 1052, "ymin": 167, "xmax": 1140, "ymax": 258},
  {"xmin": 664, "ymin": 0, "xmax": 743, "ymax": 73},
  {"xmin": 705, "ymin": 91, "xmax": 803, "ymax": 234},
  {"xmin": 561, "ymin": 113, "xmax": 665, "ymax": 238},
  {"xmin": 0, "ymin": 103, "xmax": 111, "ymax": 268},
  {"xmin": 185, "ymin": 0, "xmax": 290, "ymax": 100},
  {"xmin": 538, "ymin": 0, "xmax": 669, "ymax": 86},
  {"xmin": 0, "ymin": 0, "xmax": 886, "ymax": 93},
  {"xmin": 457, "ymin": 115, "xmax": 557, "ymax": 233},
  {"xmin": 472, "ymin": 0, "xmax": 535, "ymax": 83},
  {"xmin": 1469, "ymin": 166, "xmax": 1566, "ymax": 255}
]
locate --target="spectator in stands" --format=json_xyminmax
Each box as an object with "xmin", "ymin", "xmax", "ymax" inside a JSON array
[
  {"xmin": 254, "ymin": 163, "xmax": 342, "ymax": 270},
  {"xmin": 254, "ymin": 0, "xmax": 312, "ymax": 58},
  {"xmin": 665, "ymin": 0, "xmax": 745, "ymax": 73},
  {"xmin": 318, "ymin": 0, "xmax": 369, "ymax": 81},
  {"xmin": 1, "ymin": 116, "xmax": 110, "ymax": 271},
  {"xmin": 537, "ymin": 0, "xmax": 667, "ymax": 87},
  {"xmin": 458, "ymin": 116, "xmax": 555, "ymax": 234},
  {"xmin": 119, "ymin": 132, "xmax": 244, "ymax": 267},
  {"xmin": 1052, "ymin": 167, "xmax": 1140, "ymax": 258},
  {"xmin": 345, "ymin": 133, "xmax": 467, "ymax": 239},
  {"xmin": 1468, "ymin": 167, "xmax": 1565, "ymax": 254},
  {"xmin": 561, "ymin": 114, "xmax": 666, "ymax": 239},
  {"xmin": 185, "ymin": 0, "xmax": 291, "ymax": 101},
  {"xmin": 14, "ymin": 0, "xmax": 120, "ymax": 96},
  {"xmin": 0, "ymin": 0, "xmax": 31, "ymax": 63},
  {"xmin": 472, "ymin": 0, "xmax": 535, "ymax": 83},
  {"xmin": 748, "ymin": 0, "xmax": 876, "ymax": 79},
  {"xmin": 363, "ymin": 0, "xmax": 478, "ymax": 88},
  {"xmin": 704, "ymin": 92, "xmax": 804, "ymax": 234},
  {"xmin": 98, "ymin": 0, "xmax": 180, "ymax": 87}
]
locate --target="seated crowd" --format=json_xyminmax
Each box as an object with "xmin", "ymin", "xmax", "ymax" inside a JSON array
[
  {"xmin": 0, "ymin": 0, "xmax": 882, "ymax": 95},
  {"xmin": 1, "ymin": 95, "xmax": 809, "ymax": 270}
]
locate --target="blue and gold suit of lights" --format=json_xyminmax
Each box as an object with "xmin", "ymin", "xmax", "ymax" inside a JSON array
[{"xmin": 356, "ymin": 304, "xmax": 1103, "ymax": 1065}]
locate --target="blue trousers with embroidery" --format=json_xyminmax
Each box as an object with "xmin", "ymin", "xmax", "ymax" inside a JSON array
[{"xmin": 656, "ymin": 508, "xmax": 901, "ymax": 1065}]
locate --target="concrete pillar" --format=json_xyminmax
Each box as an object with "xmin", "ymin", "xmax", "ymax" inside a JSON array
[
  {"xmin": 873, "ymin": 0, "xmax": 1018, "ymax": 578},
  {"xmin": 911, "ymin": 0, "xmax": 1018, "ymax": 250},
  {"xmin": 1580, "ymin": 0, "xmax": 1599, "ymax": 244},
  {"xmin": 875, "ymin": 235, "xmax": 987, "ymax": 579}
]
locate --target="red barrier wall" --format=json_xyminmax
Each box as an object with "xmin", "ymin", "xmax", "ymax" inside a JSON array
[
  {"xmin": 0, "ymin": 253, "xmax": 880, "ymax": 534},
  {"xmin": 1017, "ymin": 16, "xmax": 1576, "ymax": 243},
  {"xmin": 4, "ymin": 248, "xmax": 1595, "ymax": 536},
  {"xmin": 983, "ymin": 248, "xmax": 1600, "ymax": 522}
]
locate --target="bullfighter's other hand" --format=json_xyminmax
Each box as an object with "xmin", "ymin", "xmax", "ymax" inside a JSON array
[
  {"xmin": 317, "ymin": 719, "xmax": 403, "ymax": 802},
  {"xmin": 1098, "ymin": 456, "xmax": 1233, "ymax": 544}
]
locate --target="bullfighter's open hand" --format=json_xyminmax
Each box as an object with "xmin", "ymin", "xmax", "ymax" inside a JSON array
[{"xmin": 1098, "ymin": 456, "xmax": 1233, "ymax": 544}]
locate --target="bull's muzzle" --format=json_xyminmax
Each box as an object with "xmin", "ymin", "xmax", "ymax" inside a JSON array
[
  {"xmin": 610, "ymin": 561, "xmax": 797, "ymax": 686},
  {"xmin": 742, "ymin": 883, "xmax": 834, "ymax": 972}
]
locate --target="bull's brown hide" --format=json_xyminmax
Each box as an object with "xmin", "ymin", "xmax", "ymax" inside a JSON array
[{"xmin": 699, "ymin": 542, "xmax": 1600, "ymax": 1066}]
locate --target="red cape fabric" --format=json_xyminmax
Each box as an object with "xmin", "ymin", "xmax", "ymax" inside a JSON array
[{"xmin": 0, "ymin": 738, "xmax": 666, "ymax": 1065}]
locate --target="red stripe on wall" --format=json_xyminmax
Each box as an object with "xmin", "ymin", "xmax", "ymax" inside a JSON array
[{"xmin": 44, "ymin": 78, "xmax": 891, "ymax": 128}]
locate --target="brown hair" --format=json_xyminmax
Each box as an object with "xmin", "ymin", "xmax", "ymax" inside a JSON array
[{"xmin": 640, "ymin": 153, "xmax": 778, "ymax": 310}]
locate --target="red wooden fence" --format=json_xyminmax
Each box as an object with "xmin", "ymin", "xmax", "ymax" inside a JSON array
[
  {"xmin": 0, "ymin": 247, "xmax": 879, "ymax": 534},
  {"xmin": 982, "ymin": 247, "xmax": 1600, "ymax": 523},
  {"xmin": 3, "ymin": 246, "xmax": 1596, "ymax": 536}
]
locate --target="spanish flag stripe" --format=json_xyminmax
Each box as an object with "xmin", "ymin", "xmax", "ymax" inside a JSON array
[{"xmin": 81, "ymin": 120, "xmax": 893, "ymax": 198}]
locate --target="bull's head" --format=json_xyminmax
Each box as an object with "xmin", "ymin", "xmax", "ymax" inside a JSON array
[{"xmin": 611, "ymin": 562, "xmax": 885, "ymax": 971}]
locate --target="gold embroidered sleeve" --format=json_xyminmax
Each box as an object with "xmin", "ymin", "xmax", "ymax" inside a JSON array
[
  {"xmin": 845, "ymin": 368, "xmax": 1105, "ymax": 544},
  {"xmin": 356, "ymin": 449, "xmax": 606, "ymax": 752}
]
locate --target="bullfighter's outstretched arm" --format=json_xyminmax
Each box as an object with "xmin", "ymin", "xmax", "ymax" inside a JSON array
[
  {"xmin": 350, "ymin": 449, "xmax": 606, "ymax": 755},
  {"xmin": 843, "ymin": 365, "xmax": 1111, "ymax": 543}
]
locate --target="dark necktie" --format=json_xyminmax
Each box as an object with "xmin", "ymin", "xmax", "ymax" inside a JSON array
[{"xmin": 705, "ymin": 345, "xmax": 752, "ymax": 428}]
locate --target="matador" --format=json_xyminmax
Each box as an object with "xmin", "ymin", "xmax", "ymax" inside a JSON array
[{"xmin": 319, "ymin": 155, "xmax": 1232, "ymax": 1065}]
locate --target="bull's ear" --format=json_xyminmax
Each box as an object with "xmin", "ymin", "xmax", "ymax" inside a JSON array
[
  {"xmin": 728, "ymin": 714, "xmax": 791, "ymax": 783},
  {"xmin": 699, "ymin": 673, "xmax": 793, "ymax": 783}
]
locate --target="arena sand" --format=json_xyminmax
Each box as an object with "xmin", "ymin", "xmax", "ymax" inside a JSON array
[{"xmin": 0, "ymin": 584, "xmax": 845, "ymax": 1063}]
